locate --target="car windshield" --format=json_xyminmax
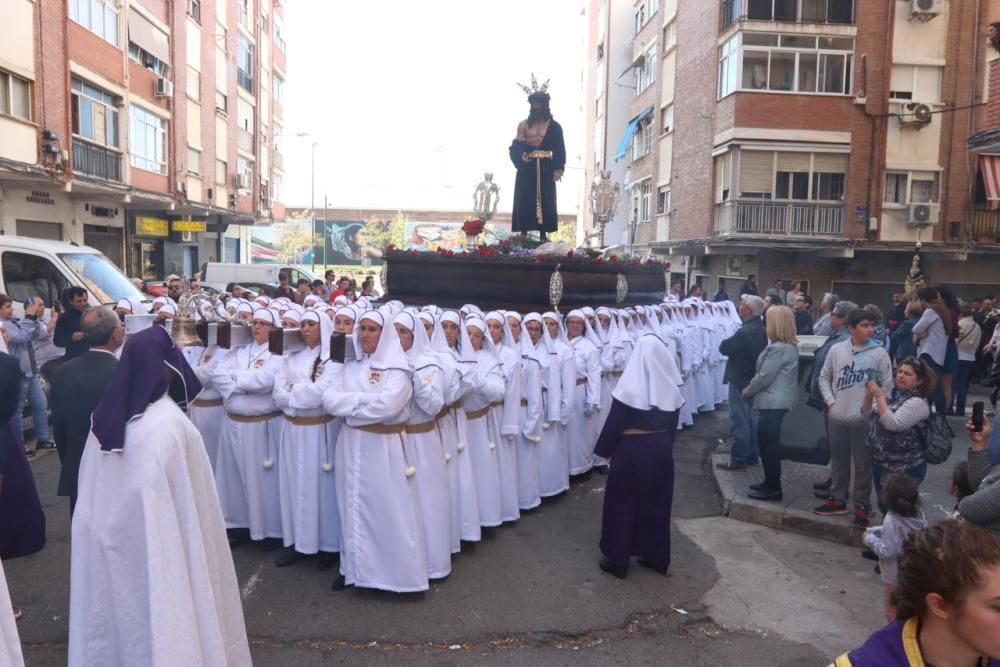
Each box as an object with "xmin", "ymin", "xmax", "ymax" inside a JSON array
[{"xmin": 58, "ymin": 252, "xmax": 148, "ymax": 305}]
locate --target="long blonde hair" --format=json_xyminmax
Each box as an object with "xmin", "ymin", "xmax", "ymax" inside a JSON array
[{"xmin": 766, "ymin": 305, "xmax": 798, "ymax": 345}]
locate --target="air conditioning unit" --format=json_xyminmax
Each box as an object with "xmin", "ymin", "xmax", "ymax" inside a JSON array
[
  {"xmin": 726, "ymin": 255, "xmax": 742, "ymax": 274},
  {"xmin": 909, "ymin": 0, "xmax": 943, "ymax": 21},
  {"xmin": 907, "ymin": 203, "xmax": 939, "ymax": 226},
  {"xmin": 154, "ymin": 78, "xmax": 174, "ymax": 98},
  {"xmin": 234, "ymin": 173, "xmax": 249, "ymax": 190},
  {"xmin": 179, "ymin": 231, "xmax": 194, "ymax": 243},
  {"xmin": 898, "ymin": 103, "xmax": 933, "ymax": 129}
]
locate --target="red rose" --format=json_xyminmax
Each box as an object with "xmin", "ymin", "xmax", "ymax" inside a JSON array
[
  {"xmin": 567, "ymin": 250, "xmax": 574, "ymax": 258},
  {"xmin": 595, "ymin": 257, "xmax": 605, "ymax": 266},
  {"xmin": 537, "ymin": 254, "xmax": 546, "ymax": 262},
  {"xmin": 609, "ymin": 255, "xmax": 618, "ymax": 263}
]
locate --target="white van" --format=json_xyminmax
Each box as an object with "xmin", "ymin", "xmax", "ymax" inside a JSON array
[
  {"xmin": 0, "ymin": 236, "xmax": 148, "ymax": 317},
  {"xmin": 201, "ymin": 263, "xmax": 320, "ymax": 293}
]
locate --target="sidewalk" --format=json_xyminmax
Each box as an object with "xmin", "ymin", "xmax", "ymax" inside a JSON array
[{"xmin": 711, "ymin": 416, "xmax": 972, "ymax": 547}]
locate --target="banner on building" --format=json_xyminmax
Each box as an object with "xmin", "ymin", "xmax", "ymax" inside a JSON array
[
  {"xmin": 171, "ymin": 219, "xmax": 207, "ymax": 233},
  {"xmin": 250, "ymin": 218, "xmax": 384, "ymax": 266},
  {"xmin": 135, "ymin": 217, "xmax": 169, "ymax": 237}
]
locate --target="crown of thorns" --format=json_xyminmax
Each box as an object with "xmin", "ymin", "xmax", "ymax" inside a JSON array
[{"xmin": 517, "ymin": 73, "xmax": 550, "ymax": 97}]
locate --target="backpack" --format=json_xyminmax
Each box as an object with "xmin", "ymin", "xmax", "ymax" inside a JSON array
[{"xmin": 921, "ymin": 412, "xmax": 954, "ymax": 465}]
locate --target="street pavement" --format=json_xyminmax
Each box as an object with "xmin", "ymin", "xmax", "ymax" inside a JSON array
[{"xmin": 9, "ymin": 410, "xmax": 889, "ymax": 666}]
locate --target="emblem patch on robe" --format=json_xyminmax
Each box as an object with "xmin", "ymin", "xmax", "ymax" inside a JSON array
[
  {"xmin": 252, "ymin": 358, "xmax": 266, "ymax": 370},
  {"xmin": 367, "ymin": 370, "xmax": 383, "ymax": 387}
]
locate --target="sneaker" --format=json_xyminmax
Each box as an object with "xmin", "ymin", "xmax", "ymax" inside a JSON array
[
  {"xmin": 853, "ymin": 505, "xmax": 870, "ymax": 528},
  {"xmin": 814, "ymin": 490, "xmax": 833, "ymax": 501},
  {"xmin": 812, "ymin": 478, "xmax": 832, "ymax": 492},
  {"xmin": 813, "ymin": 499, "xmax": 849, "ymax": 516},
  {"xmin": 35, "ymin": 440, "xmax": 55, "ymax": 450}
]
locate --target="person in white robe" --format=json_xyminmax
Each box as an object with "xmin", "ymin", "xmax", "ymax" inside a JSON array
[
  {"xmin": 563, "ymin": 310, "xmax": 602, "ymax": 477},
  {"xmin": 542, "ymin": 311, "xmax": 580, "ymax": 484},
  {"xmin": 461, "ymin": 316, "xmax": 506, "ymax": 528},
  {"xmin": 212, "ymin": 308, "xmax": 285, "ymax": 544},
  {"xmin": 322, "ymin": 311, "xmax": 428, "ymax": 593},
  {"xmin": 510, "ymin": 313, "xmax": 544, "ymax": 510},
  {"xmin": 273, "ymin": 310, "xmax": 341, "ymax": 570},
  {"xmin": 393, "ymin": 312, "xmax": 452, "ymax": 579},
  {"xmin": 69, "ymin": 325, "xmax": 251, "ymax": 667},
  {"xmin": 593, "ymin": 308, "xmax": 627, "ymax": 472},
  {"xmin": 484, "ymin": 311, "xmax": 522, "ymax": 523},
  {"xmin": 0, "ymin": 560, "xmax": 23, "ymax": 667},
  {"xmin": 431, "ymin": 311, "xmax": 481, "ymax": 545},
  {"xmin": 188, "ymin": 343, "xmax": 230, "ymax": 470},
  {"xmin": 526, "ymin": 313, "xmax": 572, "ymax": 498}
]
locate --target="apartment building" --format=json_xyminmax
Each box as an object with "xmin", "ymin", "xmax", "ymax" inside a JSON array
[
  {"xmin": 0, "ymin": 0, "xmax": 288, "ymax": 282},
  {"xmin": 583, "ymin": 0, "xmax": 1000, "ymax": 305}
]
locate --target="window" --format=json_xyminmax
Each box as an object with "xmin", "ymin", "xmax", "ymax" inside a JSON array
[
  {"xmin": 597, "ymin": 42, "xmax": 604, "ymax": 61},
  {"xmin": 634, "ymin": 45, "xmax": 657, "ymax": 96},
  {"xmin": 632, "ymin": 120, "xmax": 653, "ymax": 161},
  {"xmin": 128, "ymin": 43, "xmax": 169, "ymax": 77},
  {"xmin": 657, "ymin": 186, "xmax": 670, "ymax": 215},
  {"xmin": 129, "ymin": 105, "xmax": 167, "ymax": 174},
  {"xmin": 726, "ymin": 32, "xmax": 852, "ymax": 97},
  {"xmin": 738, "ymin": 0, "xmax": 854, "ymax": 24},
  {"xmin": 661, "ymin": 104, "xmax": 674, "ymax": 133},
  {"xmin": 237, "ymin": 156, "xmax": 252, "ymax": 190},
  {"xmin": 889, "ymin": 64, "xmax": 943, "ymax": 103},
  {"xmin": 629, "ymin": 187, "xmax": 640, "ymax": 225},
  {"xmin": 640, "ymin": 182, "xmax": 653, "ymax": 224},
  {"xmin": 237, "ymin": 34, "xmax": 254, "ymax": 93},
  {"xmin": 0, "ymin": 70, "xmax": 31, "ymax": 121},
  {"xmin": 663, "ymin": 19, "xmax": 676, "ymax": 51},
  {"xmin": 2, "ymin": 252, "xmax": 70, "ymax": 308},
  {"xmin": 634, "ymin": 5, "xmax": 645, "ymax": 35},
  {"xmin": 273, "ymin": 76, "xmax": 284, "ymax": 105},
  {"xmin": 68, "ymin": 0, "xmax": 119, "ymax": 46},
  {"xmin": 187, "ymin": 67, "xmax": 201, "ymax": 100},
  {"xmin": 728, "ymin": 150, "xmax": 846, "ymax": 201},
  {"xmin": 715, "ymin": 152, "xmax": 733, "ymax": 202},
  {"xmin": 812, "ymin": 172, "xmax": 845, "ymax": 200},
  {"xmin": 187, "ymin": 146, "xmax": 201, "ymax": 175},
  {"xmin": 187, "ymin": 0, "xmax": 201, "ymax": 23},
  {"xmin": 272, "ymin": 173, "xmax": 282, "ymax": 202},
  {"xmin": 885, "ymin": 171, "xmax": 939, "ymax": 205},
  {"xmin": 216, "ymin": 89, "xmax": 228, "ymax": 114},
  {"xmin": 216, "ymin": 158, "xmax": 227, "ymax": 184},
  {"xmin": 273, "ymin": 21, "xmax": 286, "ymax": 52},
  {"xmin": 71, "ymin": 78, "xmax": 120, "ymax": 148}
]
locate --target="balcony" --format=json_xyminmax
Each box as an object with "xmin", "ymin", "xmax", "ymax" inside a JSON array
[
  {"xmin": 238, "ymin": 129, "xmax": 254, "ymax": 154},
  {"xmin": 721, "ymin": 0, "xmax": 855, "ymax": 32},
  {"xmin": 72, "ymin": 138, "xmax": 122, "ymax": 182},
  {"xmin": 237, "ymin": 67, "xmax": 254, "ymax": 93},
  {"xmin": 714, "ymin": 200, "xmax": 843, "ymax": 237},
  {"xmin": 970, "ymin": 209, "xmax": 1000, "ymax": 241}
]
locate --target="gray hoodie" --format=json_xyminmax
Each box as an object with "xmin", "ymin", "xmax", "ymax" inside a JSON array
[
  {"xmin": 818, "ymin": 338, "xmax": 893, "ymax": 425},
  {"xmin": 863, "ymin": 509, "xmax": 928, "ymax": 585}
]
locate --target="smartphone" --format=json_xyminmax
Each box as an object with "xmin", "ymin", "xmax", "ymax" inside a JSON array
[{"xmin": 972, "ymin": 401, "xmax": 985, "ymax": 432}]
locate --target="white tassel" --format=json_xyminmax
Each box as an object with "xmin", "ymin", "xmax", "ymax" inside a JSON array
[
  {"xmin": 457, "ymin": 442, "xmax": 466, "ymax": 452},
  {"xmin": 530, "ymin": 436, "xmax": 542, "ymax": 444},
  {"xmin": 263, "ymin": 459, "xmax": 274, "ymax": 470},
  {"xmin": 542, "ymin": 422, "xmax": 551, "ymax": 430},
  {"xmin": 322, "ymin": 462, "xmax": 333, "ymax": 472},
  {"xmin": 488, "ymin": 441, "xmax": 496, "ymax": 451},
  {"xmin": 404, "ymin": 465, "xmax": 417, "ymax": 478},
  {"xmin": 444, "ymin": 453, "xmax": 452, "ymax": 462}
]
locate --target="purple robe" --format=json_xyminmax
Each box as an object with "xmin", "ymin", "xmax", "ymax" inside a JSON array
[
  {"xmin": 0, "ymin": 352, "xmax": 45, "ymax": 560},
  {"xmin": 833, "ymin": 617, "xmax": 1000, "ymax": 666},
  {"xmin": 594, "ymin": 398, "xmax": 679, "ymax": 571}
]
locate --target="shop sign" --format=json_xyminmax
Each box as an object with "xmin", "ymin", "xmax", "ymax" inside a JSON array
[
  {"xmin": 135, "ymin": 217, "xmax": 169, "ymax": 237},
  {"xmin": 171, "ymin": 219, "xmax": 207, "ymax": 233}
]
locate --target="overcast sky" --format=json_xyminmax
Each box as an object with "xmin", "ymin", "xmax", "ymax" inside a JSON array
[{"xmin": 280, "ymin": 0, "xmax": 586, "ymax": 217}]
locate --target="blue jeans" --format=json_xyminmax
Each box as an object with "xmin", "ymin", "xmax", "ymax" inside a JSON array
[
  {"xmin": 14, "ymin": 374, "xmax": 50, "ymax": 444},
  {"xmin": 921, "ymin": 355, "xmax": 947, "ymax": 414},
  {"xmin": 954, "ymin": 360, "xmax": 975, "ymax": 415},
  {"xmin": 728, "ymin": 384, "xmax": 758, "ymax": 466},
  {"xmin": 872, "ymin": 462, "xmax": 927, "ymax": 516}
]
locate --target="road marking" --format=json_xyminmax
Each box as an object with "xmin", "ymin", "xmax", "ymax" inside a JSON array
[{"xmin": 241, "ymin": 564, "xmax": 263, "ymax": 601}]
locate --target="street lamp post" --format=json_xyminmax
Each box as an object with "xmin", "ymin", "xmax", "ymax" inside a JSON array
[{"xmin": 589, "ymin": 170, "xmax": 621, "ymax": 248}]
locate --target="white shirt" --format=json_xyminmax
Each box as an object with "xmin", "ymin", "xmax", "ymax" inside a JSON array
[{"xmin": 912, "ymin": 308, "xmax": 948, "ymax": 366}]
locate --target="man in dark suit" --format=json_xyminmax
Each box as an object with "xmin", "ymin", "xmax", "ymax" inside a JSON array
[
  {"xmin": 50, "ymin": 306, "xmax": 123, "ymax": 514},
  {"xmin": 716, "ymin": 295, "xmax": 768, "ymax": 471}
]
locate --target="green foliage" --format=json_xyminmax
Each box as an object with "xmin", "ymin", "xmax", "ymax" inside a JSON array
[{"xmin": 362, "ymin": 212, "xmax": 408, "ymax": 251}]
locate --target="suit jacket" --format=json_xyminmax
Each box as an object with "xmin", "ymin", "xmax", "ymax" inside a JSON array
[{"xmin": 50, "ymin": 350, "xmax": 118, "ymax": 500}]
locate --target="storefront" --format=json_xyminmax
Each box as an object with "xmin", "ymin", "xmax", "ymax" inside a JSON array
[{"xmin": 129, "ymin": 215, "xmax": 168, "ymax": 281}]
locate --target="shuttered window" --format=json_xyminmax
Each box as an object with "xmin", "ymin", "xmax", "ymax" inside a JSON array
[{"xmin": 740, "ymin": 151, "xmax": 774, "ymax": 197}]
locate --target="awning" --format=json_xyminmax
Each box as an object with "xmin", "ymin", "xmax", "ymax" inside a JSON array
[
  {"xmin": 980, "ymin": 155, "xmax": 1000, "ymax": 211},
  {"xmin": 613, "ymin": 107, "xmax": 654, "ymax": 162},
  {"xmin": 128, "ymin": 10, "xmax": 170, "ymax": 64}
]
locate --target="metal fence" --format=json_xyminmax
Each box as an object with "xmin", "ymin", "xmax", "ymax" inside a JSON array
[
  {"xmin": 72, "ymin": 139, "xmax": 122, "ymax": 182},
  {"xmin": 714, "ymin": 200, "xmax": 844, "ymax": 237}
]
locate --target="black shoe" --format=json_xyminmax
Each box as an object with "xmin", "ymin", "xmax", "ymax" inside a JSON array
[
  {"xmin": 861, "ymin": 549, "xmax": 878, "ymax": 562},
  {"xmin": 749, "ymin": 482, "xmax": 769, "ymax": 492},
  {"xmin": 814, "ymin": 491, "xmax": 833, "ymax": 501},
  {"xmin": 594, "ymin": 465, "xmax": 609, "ymax": 475},
  {"xmin": 747, "ymin": 488, "xmax": 783, "ymax": 501},
  {"xmin": 716, "ymin": 462, "xmax": 748, "ymax": 471},
  {"xmin": 331, "ymin": 574, "xmax": 353, "ymax": 592},
  {"xmin": 275, "ymin": 548, "xmax": 300, "ymax": 568},
  {"xmin": 813, "ymin": 478, "xmax": 832, "ymax": 492},
  {"xmin": 227, "ymin": 529, "xmax": 250, "ymax": 549},
  {"xmin": 874, "ymin": 565, "xmax": 881, "ymax": 575},
  {"xmin": 35, "ymin": 440, "xmax": 55, "ymax": 450},
  {"xmin": 637, "ymin": 558, "xmax": 668, "ymax": 576},
  {"xmin": 599, "ymin": 558, "xmax": 628, "ymax": 579},
  {"xmin": 317, "ymin": 552, "xmax": 338, "ymax": 571}
]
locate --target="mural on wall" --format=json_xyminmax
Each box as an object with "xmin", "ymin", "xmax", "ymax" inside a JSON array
[
  {"xmin": 403, "ymin": 221, "xmax": 508, "ymax": 252},
  {"xmin": 251, "ymin": 217, "xmax": 385, "ymax": 266}
]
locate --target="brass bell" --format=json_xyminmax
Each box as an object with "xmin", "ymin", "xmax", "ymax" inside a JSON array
[{"xmin": 170, "ymin": 316, "xmax": 204, "ymax": 347}]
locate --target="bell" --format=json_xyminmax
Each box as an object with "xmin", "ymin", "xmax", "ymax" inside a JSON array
[{"xmin": 170, "ymin": 316, "xmax": 203, "ymax": 348}]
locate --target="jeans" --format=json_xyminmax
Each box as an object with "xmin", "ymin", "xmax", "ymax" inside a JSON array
[
  {"xmin": 829, "ymin": 421, "xmax": 873, "ymax": 509},
  {"xmin": 728, "ymin": 384, "xmax": 758, "ymax": 466},
  {"xmin": 756, "ymin": 408, "xmax": 788, "ymax": 492},
  {"xmin": 921, "ymin": 355, "xmax": 947, "ymax": 414},
  {"xmin": 872, "ymin": 462, "xmax": 927, "ymax": 516},
  {"xmin": 13, "ymin": 374, "xmax": 50, "ymax": 444},
  {"xmin": 954, "ymin": 360, "xmax": 975, "ymax": 415}
]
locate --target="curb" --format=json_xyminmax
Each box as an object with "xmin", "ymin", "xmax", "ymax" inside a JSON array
[{"xmin": 710, "ymin": 452, "xmax": 865, "ymax": 547}]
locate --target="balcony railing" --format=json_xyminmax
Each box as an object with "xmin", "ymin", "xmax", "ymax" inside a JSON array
[
  {"xmin": 237, "ymin": 67, "xmax": 254, "ymax": 93},
  {"xmin": 970, "ymin": 208, "xmax": 1000, "ymax": 240},
  {"xmin": 721, "ymin": 0, "xmax": 855, "ymax": 32},
  {"xmin": 714, "ymin": 200, "xmax": 844, "ymax": 237},
  {"xmin": 72, "ymin": 138, "xmax": 122, "ymax": 182}
]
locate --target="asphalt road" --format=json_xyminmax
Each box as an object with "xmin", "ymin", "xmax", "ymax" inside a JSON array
[{"xmin": 8, "ymin": 410, "xmax": 885, "ymax": 666}]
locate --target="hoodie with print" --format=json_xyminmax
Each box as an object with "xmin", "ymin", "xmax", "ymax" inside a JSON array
[{"xmin": 818, "ymin": 338, "xmax": 893, "ymax": 425}]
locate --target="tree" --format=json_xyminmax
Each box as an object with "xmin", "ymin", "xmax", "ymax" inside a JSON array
[{"xmin": 363, "ymin": 211, "xmax": 408, "ymax": 250}]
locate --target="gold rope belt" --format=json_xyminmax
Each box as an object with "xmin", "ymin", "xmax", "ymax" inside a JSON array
[
  {"xmin": 405, "ymin": 421, "xmax": 436, "ymax": 435},
  {"xmin": 489, "ymin": 400, "xmax": 503, "ymax": 408},
  {"xmin": 356, "ymin": 423, "xmax": 405, "ymax": 435},
  {"xmin": 192, "ymin": 397, "xmax": 224, "ymax": 408},
  {"xmin": 227, "ymin": 411, "xmax": 282, "ymax": 423},
  {"xmin": 622, "ymin": 428, "xmax": 667, "ymax": 436},
  {"xmin": 284, "ymin": 414, "xmax": 334, "ymax": 427},
  {"xmin": 611, "ymin": 371, "xmax": 623, "ymax": 378},
  {"xmin": 465, "ymin": 405, "xmax": 490, "ymax": 420},
  {"xmin": 576, "ymin": 378, "xmax": 587, "ymax": 386}
]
